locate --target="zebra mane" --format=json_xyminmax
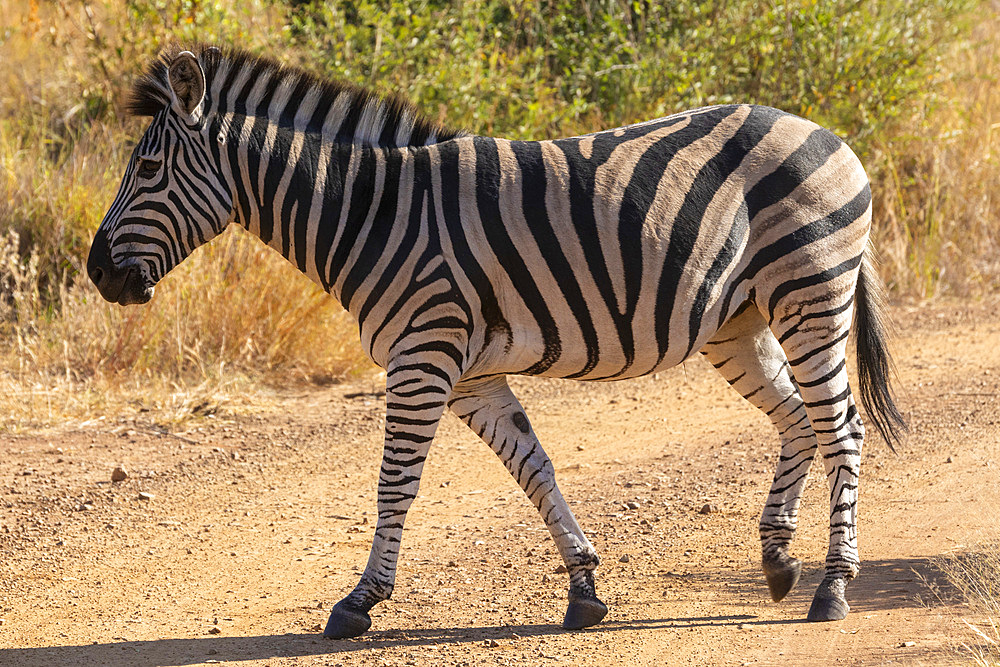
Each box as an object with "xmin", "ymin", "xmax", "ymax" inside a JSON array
[{"xmin": 126, "ymin": 45, "xmax": 464, "ymax": 148}]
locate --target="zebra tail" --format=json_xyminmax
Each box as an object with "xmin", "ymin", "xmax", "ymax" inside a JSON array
[{"xmin": 854, "ymin": 243, "xmax": 906, "ymax": 451}]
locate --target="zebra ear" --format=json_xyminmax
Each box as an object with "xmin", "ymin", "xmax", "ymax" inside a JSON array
[{"xmin": 167, "ymin": 51, "xmax": 206, "ymax": 118}]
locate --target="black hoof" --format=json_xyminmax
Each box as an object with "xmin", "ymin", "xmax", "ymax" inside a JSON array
[
  {"xmin": 807, "ymin": 577, "xmax": 850, "ymax": 622},
  {"xmin": 323, "ymin": 600, "xmax": 372, "ymax": 639},
  {"xmin": 762, "ymin": 556, "xmax": 802, "ymax": 602},
  {"xmin": 563, "ymin": 596, "xmax": 608, "ymax": 630},
  {"xmin": 807, "ymin": 595, "xmax": 849, "ymax": 622}
]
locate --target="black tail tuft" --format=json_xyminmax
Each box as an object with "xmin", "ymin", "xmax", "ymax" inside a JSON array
[{"xmin": 854, "ymin": 245, "xmax": 906, "ymax": 451}]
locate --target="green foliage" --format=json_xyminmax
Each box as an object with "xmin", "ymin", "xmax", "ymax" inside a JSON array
[{"xmin": 287, "ymin": 0, "xmax": 973, "ymax": 150}]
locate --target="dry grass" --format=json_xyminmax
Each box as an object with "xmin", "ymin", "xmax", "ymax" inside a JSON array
[
  {"xmin": 0, "ymin": 227, "xmax": 374, "ymax": 431},
  {"xmin": 935, "ymin": 543, "xmax": 1000, "ymax": 664},
  {"xmin": 0, "ymin": 0, "xmax": 375, "ymax": 429},
  {"xmin": 872, "ymin": 11, "xmax": 1000, "ymax": 297}
]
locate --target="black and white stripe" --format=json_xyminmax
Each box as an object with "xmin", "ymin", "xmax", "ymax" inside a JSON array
[{"xmin": 87, "ymin": 46, "xmax": 904, "ymax": 636}]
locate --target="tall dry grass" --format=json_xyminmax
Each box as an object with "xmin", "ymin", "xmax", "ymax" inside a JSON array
[
  {"xmin": 0, "ymin": 226, "xmax": 372, "ymax": 431},
  {"xmin": 0, "ymin": 1, "xmax": 374, "ymax": 430},
  {"xmin": 872, "ymin": 13, "xmax": 1000, "ymax": 297}
]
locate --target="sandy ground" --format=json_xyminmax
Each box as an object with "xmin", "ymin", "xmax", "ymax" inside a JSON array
[{"xmin": 2, "ymin": 300, "xmax": 1000, "ymax": 666}]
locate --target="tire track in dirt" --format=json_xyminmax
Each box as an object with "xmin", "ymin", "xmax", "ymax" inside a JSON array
[{"xmin": 2, "ymin": 301, "xmax": 999, "ymax": 666}]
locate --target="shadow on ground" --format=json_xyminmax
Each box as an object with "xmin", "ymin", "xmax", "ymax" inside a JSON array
[{"xmin": 2, "ymin": 556, "xmax": 955, "ymax": 667}]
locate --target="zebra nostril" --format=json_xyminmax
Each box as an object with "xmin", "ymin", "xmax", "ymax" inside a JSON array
[{"xmin": 88, "ymin": 264, "xmax": 105, "ymax": 287}]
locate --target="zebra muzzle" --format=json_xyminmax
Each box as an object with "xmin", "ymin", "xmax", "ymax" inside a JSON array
[{"xmin": 87, "ymin": 228, "xmax": 154, "ymax": 306}]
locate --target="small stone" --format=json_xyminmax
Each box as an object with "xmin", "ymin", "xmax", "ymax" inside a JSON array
[
  {"xmin": 619, "ymin": 554, "xmax": 630, "ymax": 563},
  {"xmin": 138, "ymin": 491, "xmax": 154, "ymax": 501},
  {"xmin": 231, "ymin": 451, "xmax": 241, "ymax": 461},
  {"xmin": 207, "ymin": 649, "xmax": 218, "ymax": 655},
  {"xmin": 541, "ymin": 574, "xmax": 551, "ymax": 583},
  {"xmin": 309, "ymin": 623, "xmax": 323, "ymax": 632},
  {"xmin": 79, "ymin": 502, "xmax": 94, "ymax": 511},
  {"xmin": 626, "ymin": 501, "xmax": 640, "ymax": 510},
  {"xmin": 554, "ymin": 564, "xmax": 568, "ymax": 574},
  {"xmin": 111, "ymin": 466, "xmax": 128, "ymax": 482},
  {"xmin": 738, "ymin": 623, "xmax": 750, "ymax": 630},
  {"xmin": 484, "ymin": 639, "xmax": 500, "ymax": 648},
  {"xmin": 946, "ymin": 456, "xmax": 954, "ymax": 463},
  {"xmin": 699, "ymin": 503, "xmax": 719, "ymax": 515},
  {"xmin": 208, "ymin": 626, "xmax": 221, "ymax": 635},
  {"xmin": 576, "ymin": 445, "xmax": 585, "ymax": 451},
  {"xmin": 448, "ymin": 560, "xmax": 458, "ymax": 567},
  {"xmin": 897, "ymin": 641, "xmax": 916, "ymax": 647}
]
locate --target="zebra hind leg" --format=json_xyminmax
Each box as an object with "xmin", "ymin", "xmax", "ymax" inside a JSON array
[
  {"xmin": 773, "ymin": 299, "xmax": 864, "ymax": 622},
  {"xmin": 701, "ymin": 305, "xmax": 817, "ymax": 603},
  {"xmin": 449, "ymin": 376, "xmax": 608, "ymax": 630}
]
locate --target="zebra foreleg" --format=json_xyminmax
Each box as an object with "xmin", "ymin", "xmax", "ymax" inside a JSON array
[
  {"xmin": 324, "ymin": 365, "xmax": 452, "ymax": 639},
  {"xmin": 449, "ymin": 376, "xmax": 608, "ymax": 630},
  {"xmin": 702, "ymin": 306, "xmax": 817, "ymax": 603}
]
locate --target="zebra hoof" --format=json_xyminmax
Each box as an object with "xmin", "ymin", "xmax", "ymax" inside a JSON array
[
  {"xmin": 563, "ymin": 595, "xmax": 608, "ymax": 630},
  {"xmin": 807, "ymin": 578, "xmax": 850, "ymax": 622},
  {"xmin": 807, "ymin": 595, "xmax": 849, "ymax": 622},
  {"xmin": 762, "ymin": 555, "xmax": 802, "ymax": 602},
  {"xmin": 323, "ymin": 600, "xmax": 372, "ymax": 639}
]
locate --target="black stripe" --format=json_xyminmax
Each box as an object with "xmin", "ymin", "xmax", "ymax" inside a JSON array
[
  {"xmin": 474, "ymin": 137, "xmax": 561, "ymax": 374},
  {"xmin": 684, "ymin": 106, "xmax": 784, "ymax": 355},
  {"xmin": 510, "ymin": 140, "xmax": 601, "ymax": 377},
  {"xmin": 341, "ymin": 147, "xmax": 403, "ymax": 312},
  {"xmin": 326, "ymin": 146, "xmax": 380, "ymax": 293},
  {"xmin": 437, "ymin": 141, "xmax": 512, "ymax": 351},
  {"xmin": 745, "ymin": 128, "xmax": 844, "ymax": 222}
]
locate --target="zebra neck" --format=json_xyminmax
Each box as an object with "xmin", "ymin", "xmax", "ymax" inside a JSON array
[{"xmin": 225, "ymin": 123, "xmax": 419, "ymax": 311}]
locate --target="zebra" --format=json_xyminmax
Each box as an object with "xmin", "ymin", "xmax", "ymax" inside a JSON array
[{"xmin": 87, "ymin": 46, "xmax": 904, "ymax": 638}]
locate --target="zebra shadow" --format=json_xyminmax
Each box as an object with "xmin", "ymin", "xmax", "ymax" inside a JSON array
[
  {"xmin": 0, "ymin": 556, "xmax": 956, "ymax": 667},
  {"xmin": 672, "ymin": 554, "xmax": 956, "ymax": 616}
]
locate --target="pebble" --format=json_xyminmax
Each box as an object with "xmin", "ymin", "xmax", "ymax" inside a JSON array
[
  {"xmin": 699, "ymin": 503, "xmax": 719, "ymax": 515},
  {"xmin": 111, "ymin": 466, "xmax": 128, "ymax": 482},
  {"xmin": 208, "ymin": 626, "xmax": 221, "ymax": 635},
  {"xmin": 625, "ymin": 501, "xmax": 640, "ymax": 510},
  {"xmin": 138, "ymin": 492, "xmax": 154, "ymax": 501},
  {"xmin": 619, "ymin": 554, "xmax": 630, "ymax": 563},
  {"xmin": 946, "ymin": 456, "xmax": 954, "ymax": 463},
  {"xmin": 554, "ymin": 564, "xmax": 568, "ymax": 574},
  {"xmin": 898, "ymin": 641, "xmax": 916, "ymax": 648},
  {"xmin": 484, "ymin": 639, "xmax": 500, "ymax": 648}
]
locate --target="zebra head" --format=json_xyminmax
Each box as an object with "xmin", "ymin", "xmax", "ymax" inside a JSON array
[{"xmin": 88, "ymin": 49, "xmax": 233, "ymax": 305}]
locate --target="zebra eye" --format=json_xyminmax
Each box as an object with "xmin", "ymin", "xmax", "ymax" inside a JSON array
[{"xmin": 137, "ymin": 158, "xmax": 161, "ymax": 179}]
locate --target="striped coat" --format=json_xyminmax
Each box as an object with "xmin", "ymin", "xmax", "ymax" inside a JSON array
[{"xmin": 87, "ymin": 46, "xmax": 903, "ymax": 638}]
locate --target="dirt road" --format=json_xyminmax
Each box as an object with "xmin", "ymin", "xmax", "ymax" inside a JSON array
[{"xmin": 2, "ymin": 300, "xmax": 999, "ymax": 666}]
